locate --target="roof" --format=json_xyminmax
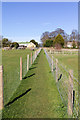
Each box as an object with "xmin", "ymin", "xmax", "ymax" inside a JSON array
[
  {"xmin": 19, "ymin": 43, "xmax": 28, "ymax": 46},
  {"xmin": 18, "ymin": 42, "xmax": 29, "ymax": 44}
]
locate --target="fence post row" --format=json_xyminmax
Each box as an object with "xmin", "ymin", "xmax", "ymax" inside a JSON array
[
  {"xmin": 44, "ymin": 49, "xmax": 77, "ymax": 117},
  {"xmin": 20, "ymin": 57, "xmax": 22, "ymax": 80},
  {"xmin": 33, "ymin": 53, "xmax": 34, "ymax": 62},
  {"xmin": 27, "ymin": 54, "xmax": 29, "ymax": 72},
  {"xmin": 68, "ymin": 69, "xmax": 73, "ymax": 116},
  {"xmin": 0, "ymin": 65, "xmax": 3, "ymax": 110},
  {"xmin": 0, "ymin": 49, "xmax": 41, "ymax": 110},
  {"xmin": 31, "ymin": 52, "xmax": 32, "ymax": 65},
  {"xmin": 56, "ymin": 59, "xmax": 58, "ymax": 83}
]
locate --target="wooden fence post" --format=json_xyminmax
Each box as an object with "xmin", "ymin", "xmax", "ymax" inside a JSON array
[
  {"xmin": 27, "ymin": 54, "xmax": 29, "ymax": 71},
  {"xmin": 50, "ymin": 49, "xmax": 51, "ymax": 54},
  {"xmin": 33, "ymin": 53, "xmax": 34, "ymax": 62},
  {"xmin": 20, "ymin": 57, "xmax": 22, "ymax": 80},
  {"xmin": 52, "ymin": 56, "xmax": 53, "ymax": 72},
  {"xmin": 32, "ymin": 53, "xmax": 34, "ymax": 63},
  {"xmin": 56, "ymin": 59, "xmax": 58, "ymax": 83},
  {"xmin": 31, "ymin": 52, "xmax": 32, "ymax": 65},
  {"xmin": 0, "ymin": 65, "xmax": 3, "ymax": 110},
  {"xmin": 68, "ymin": 69, "xmax": 73, "ymax": 116},
  {"xmin": 35, "ymin": 51, "xmax": 36, "ymax": 59}
]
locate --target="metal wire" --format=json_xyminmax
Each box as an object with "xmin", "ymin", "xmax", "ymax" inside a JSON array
[{"xmin": 44, "ymin": 48, "xmax": 78, "ymax": 117}]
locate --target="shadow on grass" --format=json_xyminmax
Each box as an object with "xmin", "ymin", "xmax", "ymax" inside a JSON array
[
  {"xmin": 23, "ymin": 73, "xmax": 35, "ymax": 79},
  {"xmin": 29, "ymin": 67, "xmax": 37, "ymax": 70},
  {"xmin": 33, "ymin": 62, "xmax": 38, "ymax": 65},
  {"xmin": 58, "ymin": 74, "xmax": 62, "ymax": 81},
  {"xmin": 5, "ymin": 88, "xmax": 31, "ymax": 107}
]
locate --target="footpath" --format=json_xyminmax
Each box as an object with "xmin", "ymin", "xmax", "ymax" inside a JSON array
[{"xmin": 2, "ymin": 49, "xmax": 67, "ymax": 118}]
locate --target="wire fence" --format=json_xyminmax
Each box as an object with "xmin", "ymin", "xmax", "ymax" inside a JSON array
[
  {"xmin": 47, "ymin": 48, "xmax": 78, "ymax": 55},
  {"xmin": 21, "ymin": 48, "xmax": 42, "ymax": 80},
  {"xmin": 44, "ymin": 48, "xmax": 78, "ymax": 118},
  {"xmin": 3, "ymin": 62, "xmax": 20, "ymax": 105},
  {"xmin": 0, "ymin": 48, "xmax": 42, "ymax": 110}
]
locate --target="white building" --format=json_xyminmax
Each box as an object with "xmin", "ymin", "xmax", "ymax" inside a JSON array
[
  {"xmin": 18, "ymin": 42, "xmax": 36, "ymax": 49},
  {"xmin": 19, "ymin": 43, "xmax": 28, "ymax": 47},
  {"xmin": 67, "ymin": 42, "xmax": 73, "ymax": 48},
  {"xmin": 27, "ymin": 42, "xmax": 36, "ymax": 48},
  {"xmin": 66, "ymin": 41, "xmax": 78, "ymax": 48}
]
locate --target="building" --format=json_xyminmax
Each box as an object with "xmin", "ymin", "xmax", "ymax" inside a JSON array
[
  {"xmin": 67, "ymin": 42, "xmax": 73, "ymax": 48},
  {"xmin": 19, "ymin": 43, "xmax": 28, "ymax": 47},
  {"xmin": 66, "ymin": 41, "xmax": 78, "ymax": 48},
  {"xmin": 27, "ymin": 42, "xmax": 36, "ymax": 48},
  {"xmin": 18, "ymin": 42, "xmax": 36, "ymax": 49}
]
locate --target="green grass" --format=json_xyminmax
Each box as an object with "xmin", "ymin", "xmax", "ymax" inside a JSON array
[
  {"xmin": 48, "ymin": 52, "xmax": 78, "ymax": 117},
  {"xmin": 53, "ymin": 53, "xmax": 78, "ymax": 78},
  {"xmin": 2, "ymin": 50, "xmax": 68, "ymax": 118},
  {"xmin": 53, "ymin": 53, "xmax": 78, "ymax": 117},
  {"xmin": 2, "ymin": 49, "xmax": 34, "ymax": 105}
]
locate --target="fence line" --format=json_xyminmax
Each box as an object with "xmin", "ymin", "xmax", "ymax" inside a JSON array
[
  {"xmin": 0, "ymin": 48, "xmax": 41, "ymax": 110},
  {"xmin": 27, "ymin": 54, "xmax": 29, "ymax": 72},
  {"xmin": 44, "ymin": 48, "xmax": 78, "ymax": 117},
  {"xmin": 20, "ymin": 57, "xmax": 22, "ymax": 80},
  {"xmin": 46, "ymin": 48, "xmax": 78, "ymax": 55},
  {"xmin": 21, "ymin": 48, "xmax": 42, "ymax": 79}
]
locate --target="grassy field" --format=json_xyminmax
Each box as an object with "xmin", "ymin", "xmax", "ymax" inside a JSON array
[
  {"xmin": 2, "ymin": 50, "xmax": 68, "ymax": 118},
  {"xmin": 2, "ymin": 49, "xmax": 34, "ymax": 105},
  {"xmin": 53, "ymin": 53, "xmax": 78, "ymax": 78},
  {"xmin": 47, "ymin": 51, "xmax": 78, "ymax": 117}
]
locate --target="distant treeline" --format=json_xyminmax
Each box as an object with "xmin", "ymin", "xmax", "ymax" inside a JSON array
[
  {"xmin": 1, "ymin": 38, "xmax": 39, "ymax": 48},
  {"xmin": 40, "ymin": 28, "xmax": 79, "ymax": 48}
]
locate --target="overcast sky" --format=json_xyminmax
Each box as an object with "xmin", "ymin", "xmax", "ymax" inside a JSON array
[{"xmin": 2, "ymin": 2, "xmax": 78, "ymax": 43}]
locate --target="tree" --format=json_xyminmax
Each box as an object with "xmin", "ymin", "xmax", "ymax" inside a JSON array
[
  {"xmin": 10, "ymin": 42, "xmax": 19, "ymax": 49},
  {"xmin": 53, "ymin": 34, "xmax": 64, "ymax": 47},
  {"xmin": 30, "ymin": 39, "xmax": 39, "ymax": 47},
  {"xmin": 2, "ymin": 38, "xmax": 11, "ymax": 47},
  {"xmin": 40, "ymin": 31, "xmax": 49, "ymax": 44},
  {"xmin": 70, "ymin": 29, "xmax": 78, "ymax": 41},
  {"xmin": 40, "ymin": 28, "xmax": 68, "ymax": 45},
  {"xmin": 30, "ymin": 39, "xmax": 35, "ymax": 44},
  {"xmin": 55, "ymin": 43, "xmax": 61, "ymax": 50},
  {"xmin": 43, "ymin": 40, "xmax": 53, "ymax": 47},
  {"xmin": 72, "ymin": 40, "xmax": 76, "ymax": 48}
]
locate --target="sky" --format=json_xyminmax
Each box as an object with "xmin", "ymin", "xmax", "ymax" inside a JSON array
[{"xmin": 2, "ymin": 2, "xmax": 78, "ymax": 43}]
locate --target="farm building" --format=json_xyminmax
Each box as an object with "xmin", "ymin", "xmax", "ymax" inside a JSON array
[
  {"xmin": 19, "ymin": 43, "xmax": 28, "ymax": 47},
  {"xmin": 18, "ymin": 42, "xmax": 36, "ymax": 49},
  {"xmin": 66, "ymin": 41, "xmax": 78, "ymax": 48},
  {"xmin": 66, "ymin": 42, "xmax": 73, "ymax": 48},
  {"xmin": 27, "ymin": 42, "xmax": 36, "ymax": 48}
]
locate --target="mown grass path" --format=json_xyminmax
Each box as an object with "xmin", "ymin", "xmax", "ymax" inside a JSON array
[{"xmin": 2, "ymin": 49, "xmax": 67, "ymax": 118}]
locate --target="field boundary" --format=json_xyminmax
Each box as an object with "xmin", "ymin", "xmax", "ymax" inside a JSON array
[
  {"xmin": 44, "ymin": 48, "xmax": 78, "ymax": 118},
  {"xmin": 0, "ymin": 48, "xmax": 42, "ymax": 113}
]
